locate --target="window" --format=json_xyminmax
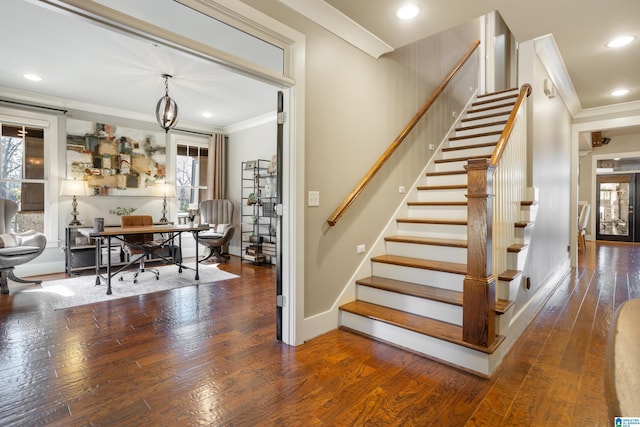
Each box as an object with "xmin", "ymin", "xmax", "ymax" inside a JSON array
[
  {"xmin": 0, "ymin": 124, "xmax": 45, "ymax": 233},
  {"xmin": 176, "ymin": 143, "xmax": 208, "ymax": 212}
]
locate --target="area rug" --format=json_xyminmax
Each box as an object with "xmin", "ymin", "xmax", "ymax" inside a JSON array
[{"xmin": 26, "ymin": 263, "xmax": 239, "ymax": 310}]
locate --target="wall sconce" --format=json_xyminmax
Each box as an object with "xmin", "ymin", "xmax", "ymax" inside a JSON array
[
  {"xmin": 154, "ymin": 182, "xmax": 176, "ymax": 223},
  {"xmin": 544, "ymin": 78, "xmax": 556, "ymax": 98},
  {"xmin": 60, "ymin": 179, "xmax": 89, "ymax": 226}
]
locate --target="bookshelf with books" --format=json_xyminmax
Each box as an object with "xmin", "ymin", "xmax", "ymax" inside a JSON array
[{"xmin": 240, "ymin": 158, "xmax": 277, "ymax": 264}]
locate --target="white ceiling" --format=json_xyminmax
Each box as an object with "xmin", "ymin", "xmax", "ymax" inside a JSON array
[{"xmin": 1, "ymin": 0, "xmax": 639, "ymax": 136}]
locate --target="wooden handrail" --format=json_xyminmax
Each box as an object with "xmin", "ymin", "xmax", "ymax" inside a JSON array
[
  {"xmin": 489, "ymin": 83, "xmax": 532, "ymax": 165},
  {"xmin": 327, "ymin": 40, "xmax": 481, "ymax": 226}
]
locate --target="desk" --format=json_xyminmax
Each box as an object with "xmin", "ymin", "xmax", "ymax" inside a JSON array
[{"xmin": 90, "ymin": 223, "xmax": 210, "ymax": 295}]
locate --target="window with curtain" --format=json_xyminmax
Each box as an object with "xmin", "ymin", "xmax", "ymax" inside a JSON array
[
  {"xmin": 0, "ymin": 124, "xmax": 45, "ymax": 232},
  {"xmin": 176, "ymin": 142, "xmax": 208, "ymax": 212}
]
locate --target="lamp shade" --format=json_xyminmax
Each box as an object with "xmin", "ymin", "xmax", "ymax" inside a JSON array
[
  {"xmin": 154, "ymin": 182, "xmax": 176, "ymax": 197},
  {"xmin": 60, "ymin": 179, "xmax": 88, "ymax": 197}
]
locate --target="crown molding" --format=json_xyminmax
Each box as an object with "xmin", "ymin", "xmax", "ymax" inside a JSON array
[{"xmin": 278, "ymin": 0, "xmax": 393, "ymax": 58}]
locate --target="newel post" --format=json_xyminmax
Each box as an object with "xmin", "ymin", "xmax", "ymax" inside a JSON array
[{"xmin": 463, "ymin": 158, "xmax": 496, "ymax": 347}]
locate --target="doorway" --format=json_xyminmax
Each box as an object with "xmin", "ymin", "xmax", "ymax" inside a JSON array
[{"xmin": 596, "ymin": 174, "xmax": 638, "ymax": 242}]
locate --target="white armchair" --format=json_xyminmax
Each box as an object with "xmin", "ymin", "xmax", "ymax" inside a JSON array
[
  {"xmin": 0, "ymin": 199, "xmax": 47, "ymax": 294},
  {"xmin": 197, "ymin": 199, "xmax": 235, "ymax": 263}
]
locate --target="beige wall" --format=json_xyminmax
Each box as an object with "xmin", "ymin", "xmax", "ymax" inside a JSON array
[{"xmin": 243, "ymin": 0, "xmax": 480, "ymax": 317}]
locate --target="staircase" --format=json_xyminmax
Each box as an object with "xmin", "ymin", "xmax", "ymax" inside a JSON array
[{"xmin": 339, "ymin": 88, "xmax": 536, "ymax": 376}]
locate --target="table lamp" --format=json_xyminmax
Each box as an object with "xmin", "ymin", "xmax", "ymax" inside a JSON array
[
  {"xmin": 154, "ymin": 182, "xmax": 176, "ymax": 223},
  {"xmin": 60, "ymin": 179, "xmax": 89, "ymax": 226}
]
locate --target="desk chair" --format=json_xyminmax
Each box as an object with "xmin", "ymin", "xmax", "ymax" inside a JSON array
[
  {"xmin": 120, "ymin": 215, "xmax": 162, "ymax": 283},
  {"xmin": 0, "ymin": 199, "xmax": 47, "ymax": 294}
]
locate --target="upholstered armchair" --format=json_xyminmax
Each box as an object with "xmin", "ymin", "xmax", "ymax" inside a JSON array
[
  {"xmin": 197, "ymin": 199, "xmax": 235, "ymax": 263},
  {"xmin": 0, "ymin": 199, "xmax": 47, "ymax": 294}
]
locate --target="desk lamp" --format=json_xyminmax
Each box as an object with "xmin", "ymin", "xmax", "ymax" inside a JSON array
[
  {"xmin": 155, "ymin": 182, "xmax": 176, "ymax": 223},
  {"xmin": 60, "ymin": 179, "xmax": 89, "ymax": 226}
]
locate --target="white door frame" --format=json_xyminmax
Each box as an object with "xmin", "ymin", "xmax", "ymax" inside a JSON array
[{"xmin": 46, "ymin": 0, "xmax": 307, "ymax": 345}]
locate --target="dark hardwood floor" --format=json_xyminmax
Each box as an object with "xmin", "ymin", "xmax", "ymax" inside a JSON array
[{"xmin": 0, "ymin": 242, "xmax": 632, "ymax": 426}]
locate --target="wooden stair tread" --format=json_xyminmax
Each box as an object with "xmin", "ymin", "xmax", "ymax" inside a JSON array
[
  {"xmin": 472, "ymin": 93, "xmax": 517, "ymax": 106},
  {"xmin": 435, "ymin": 154, "xmax": 491, "ymax": 164},
  {"xmin": 521, "ymin": 200, "xmax": 537, "ymax": 206},
  {"xmin": 371, "ymin": 254, "xmax": 467, "ymax": 275},
  {"xmin": 498, "ymin": 269, "xmax": 521, "ymax": 281},
  {"xmin": 495, "ymin": 299, "xmax": 514, "ymax": 315},
  {"xmin": 449, "ymin": 130, "xmax": 502, "ymax": 141},
  {"xmin": 442, "ymin": 142, "xmax": 497, "ymax": 152},
  {"xmin": 396, "ymin": 217, "xmax": 467, "ymax": 225},
  {"xmin": 467, "ymin": 101, "xmax": 516, "ymax": 114},
  {"xmin": 455, "ymin": 120, "xmax": 506, "ymax": 132},
  {"xmin": 507, "ymin": 243, "xmax": 527, "ymax": 253},
  {"xmin": 356, "ymin": 276, "xmax": 462, "ymax": 306},
  {"xmin": 515, "ymin": 221, "xmax": 533, "ymax": 228},
  {"xmin": 407, "ymin": 201, "xmax": 467, "ymax": 206},
  {"xmin": 384, "ymin": 235, "xmax": 467, "ymax": 248},
  {"xmin": 340, "ymin": 301, "xmax": 503, "ymax": 354},
  {"xmin": 477, "ymin": 88, "xmax": 518, "ymax": 98},
  {"xmin": 425, "ymin": 169, "xmax": 467, "ymax": 177},
  {"xmin": 461, "ymin": 111, "xmax": 510, "ymax": 123},
  {"xmin": 416, "ymin": 184, "xmax": 467, "ymax": 190}
]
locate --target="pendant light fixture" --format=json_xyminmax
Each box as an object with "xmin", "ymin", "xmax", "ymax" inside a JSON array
[{"xmin": 156, "ymin": 74, "xmax": 178, "ymax": 133}]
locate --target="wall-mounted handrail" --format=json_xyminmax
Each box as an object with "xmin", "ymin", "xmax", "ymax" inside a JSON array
[
  {"xmin": 327, "ymin": 39, "xmax": 481, "ymax": 227},
  {"xmin": 490, "ymin": 84, "xmax": 532, "ymax": 165}
]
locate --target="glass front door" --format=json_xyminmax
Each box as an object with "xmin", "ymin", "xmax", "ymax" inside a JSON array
[{"xmin": 596, "ymin": 174, "xmax": 634, "ymax": 242}]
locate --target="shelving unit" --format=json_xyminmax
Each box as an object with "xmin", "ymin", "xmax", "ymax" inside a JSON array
[{"xmin": 240, "ymin": 159, "xmax": 277, "ymax": 264}]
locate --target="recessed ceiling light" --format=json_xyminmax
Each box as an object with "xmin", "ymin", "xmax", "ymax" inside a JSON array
[
  {"xmin": 606, "ymin": 36, "xmax": 636, "ymax": 48},
  {"xmin": 611, "ymin": 89, "xmax": 630, "ymax": 97},
  {"xmin": 396, "ymin": 4, "xmax": 420, "ymax": 20},
  {"xmin": 23, "ymin": 73, "xmax": 42, "ymax": 82},
  {"xmin": 202, "ymin": 112, "xmax": 212, "ymax": 118}
]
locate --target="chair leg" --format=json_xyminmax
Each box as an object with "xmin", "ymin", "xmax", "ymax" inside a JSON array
[
  {"xmin": 1, "ymin": 270, "xmax": 9, "ymax": 295},
  {"xmin": 8, "ymin": 270, "xmax": 42, "ymax": 285}
]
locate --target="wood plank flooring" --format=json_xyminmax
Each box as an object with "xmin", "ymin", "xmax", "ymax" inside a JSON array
[{"xmin": 0, "ymin": 241, "xmax": 633, "ymax": 426}]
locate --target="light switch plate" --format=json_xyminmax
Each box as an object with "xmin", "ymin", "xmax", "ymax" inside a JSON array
[{"xmin": 308, "ymin": 191, "xmax": 320, "ymax": 206}]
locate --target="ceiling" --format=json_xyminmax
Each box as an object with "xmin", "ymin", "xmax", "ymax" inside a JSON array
[{"xmin": 1, "ymin": 0, "xmax": 639, "ymax": 137}]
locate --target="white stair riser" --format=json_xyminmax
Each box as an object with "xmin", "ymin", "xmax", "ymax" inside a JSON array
[
  {"xmin": 396, "ymin": 222, "xmax": 467, "ymax": 240},
  {"xmin": 442, "ymin": 146, "xmax": 495, "ymax": 160},
  {"xmin": 417, "ymin": 188, "xmax": 467, "ymax": 202},
  {"xmin": 357, "ymin": 285, "xmax": 463, "ymax": 325},
  {"xmin": 497, "ymin": 273, "xmax": 522, "ymax": 301},
  {"xmin": 508, "ymin": 248, "xmax": 528, "ymax": 271},
  {"xmin": 371, "ymin": 262, "xmax": 464, "ymax": 291},
  {"xmin": 475, "ymin": 91, "xmax": 518, "ymax": 103},
  {"xmin": 385, "ymin": 240, "xmax": 467, "ymax": 264},
  {"xmin": 454, "ymin": 124, "xmax": 505, "ymax": 137},
  {"xmin": 466, "ymin": 105, "xmax": 513, "ymax": 118},
  {"xmin": 435, "ymin": 161, "xmax": 467, "ymax": 173},
  {"xmin": 521, "ymin": 205, "xmax": 539, "ymax": 222},
  {"xmin": 461, "ymin": 113, "xmax": 510, "ymax": 126},
  {"xmin": 340, "ymin": 311, "xmax": 491, "ymax": 376},
  {"xmin": 515, "ymin": 225, "xmax": 533, "ymax": 245},
  {"xmin": 448, "ymin": 134, "xmax": 499, "ymax": 147},
  {"xmin": 407, "ymin": 205, "xmax": 467, "ymax": 220},
  {"xmin": 471, "ymin": 97, "xmax": 517, "ymax": 110},
  {"xmin": 425, "ymin": 174, "xmax": 467, "ymax": 186}
]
